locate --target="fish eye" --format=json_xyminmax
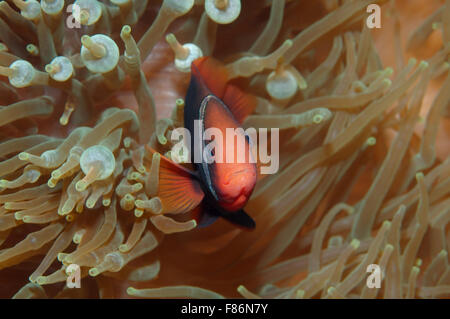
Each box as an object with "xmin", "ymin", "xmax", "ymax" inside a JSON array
[
  {"xmin": 203, "ymin": 141, "xmax": 216, "ymax": 163},
  {"xmin": 206, "ymin": 141, "xmax": 215, "ymax": 156}
]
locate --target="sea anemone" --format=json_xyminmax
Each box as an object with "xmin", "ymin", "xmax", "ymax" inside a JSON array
[{"xmin": 0, "ymin": 0, "xmax": 449, "ymax": 299}]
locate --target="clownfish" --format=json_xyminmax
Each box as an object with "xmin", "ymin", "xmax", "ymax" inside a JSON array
[{"xmin": 147, "ymin": 57, "xmax": 258, "ymax": 229}]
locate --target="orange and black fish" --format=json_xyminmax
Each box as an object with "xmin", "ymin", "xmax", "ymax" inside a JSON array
[{"xmin": 147, "ymin": 57, "xmax": 258, "ymax": 229}]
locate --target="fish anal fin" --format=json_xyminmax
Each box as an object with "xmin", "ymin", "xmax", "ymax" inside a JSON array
[
  {"xmin": 177, "ymin": 204, "xmax": 219, "ymax": 228},
  {"xmin": 188, "ymin": 204, "xmax": 255, "ymax": 230},
  {"xmin": 220, "ymin": 209, "xmax": 256, "ymax": 230},
  {"xmin": 192, "ymin": 205, "xmax": 220, "ymax": 228}
]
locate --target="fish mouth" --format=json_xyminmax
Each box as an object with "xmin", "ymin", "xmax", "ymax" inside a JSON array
[{"xmin": 221, "ymin": 194, "xmax": 248, "ymax": 211}]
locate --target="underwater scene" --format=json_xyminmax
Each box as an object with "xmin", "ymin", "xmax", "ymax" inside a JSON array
[{"xmin": 0, "ymin": 0, "xmax": 449, "ymax": 300}]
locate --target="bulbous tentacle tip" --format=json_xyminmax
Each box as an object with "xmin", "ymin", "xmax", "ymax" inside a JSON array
[
  {"xmin": 164, "ymin": 0, "xmax": 195, "ymax": 16},
  {"xmin": 204, "ymin": 0, "xmax": 241, "ymax": 24},
  {"xmin": 40, "ymin": 0, "xmax": 64, "ymax": 16},
  {"xmin": 73, "ymin": 0, "xmax": 102, "ymax": 26},
  {"xmin": 80, "ymin": 34, "xmax": 120, "ymax": 74},
  {"xmin": 13, "ymin": 0, "xmax": 41, "ymax": 20},
  {"xmin": 166, "ymin": 33, "xmax": 203, "ymax": 73},
  {"xmin": 79, "ymin": 145, "xmax": 116, "ymax": 190},
  {"xmin": 46, "ymin": 56, "xmax": 74, "ymax": 82}
]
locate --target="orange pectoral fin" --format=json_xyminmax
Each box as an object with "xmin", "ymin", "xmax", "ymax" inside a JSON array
[
  {"xmin": 222, "ymin": 84, "xmax": 257, "ymax": 124},
  {"xmin": 146, "ymin": 146, "xmax": 205, "ymax": 215}
]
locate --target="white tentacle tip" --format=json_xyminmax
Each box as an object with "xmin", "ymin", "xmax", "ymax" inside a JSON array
[{"xmin": 205, "ymin": 0, "xmax": 241, "ymax": 24}]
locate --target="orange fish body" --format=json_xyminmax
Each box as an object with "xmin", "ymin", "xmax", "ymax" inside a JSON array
[{"xmin": 150, "ymin": 57, "xmax": 257, "ymax": 229}]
